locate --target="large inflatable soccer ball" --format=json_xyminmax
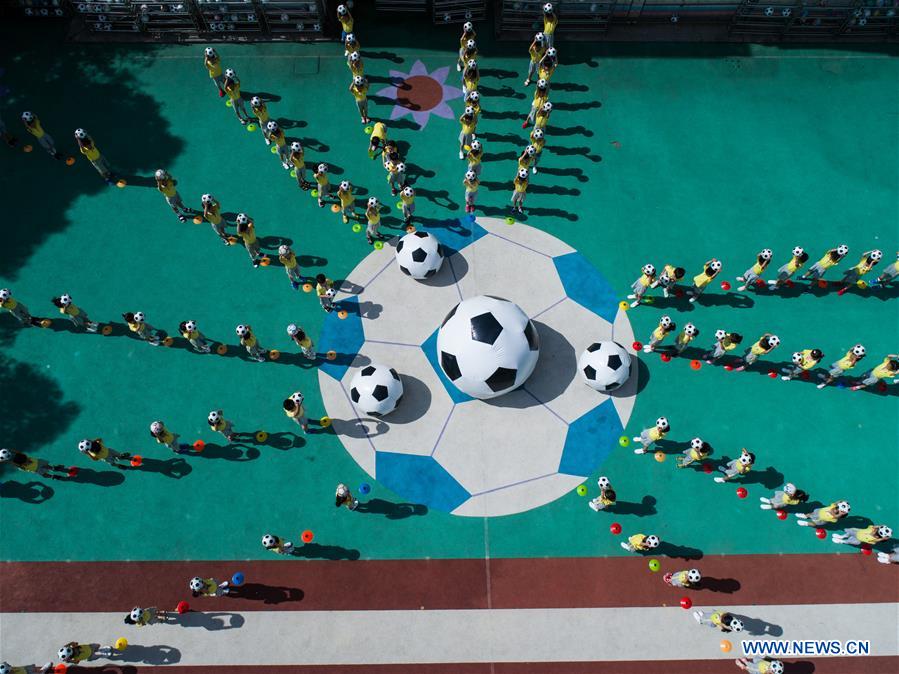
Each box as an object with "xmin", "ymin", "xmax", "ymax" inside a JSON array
[
  {"xmin": 349, "ymin": 363, "xmax": 404, "ymax": 416},
  {"xmin": 579, "ymin": 340, "xmax": 632, "ymax": 392},
  {"xmin": 437, "ymin": 295, "xmax": 540, "ymax": 399},
  {"xmin": 395, "ymin": 231, "xmax": 444, "ymax": 280}
]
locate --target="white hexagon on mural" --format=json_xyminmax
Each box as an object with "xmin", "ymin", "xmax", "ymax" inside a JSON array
[{"xmin": 317, "ymin": 216, "xmax": 639, "ymax": 517}]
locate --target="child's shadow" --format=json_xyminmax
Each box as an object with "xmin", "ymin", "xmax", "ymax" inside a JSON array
[
  {"xmin": 68, "ymin": 466, "xmax": 126, "ymax": 487},
  {"xmin": 609, "ymin": 495, "xmax": 656, "ymax": 517},
  {"xmin": 137, "ymin": 457, "xmax": 192, "ymax": 479},
  {"xmin": 274, "ymin": 116, "xmax": 306, "ymax": 129},
  {"xmin": 194, "ymin": 442, "xmax": 261, "ymax": 462},
  {"xmin": 698, "ymin": 576, "xmax": 741, "ymax": 593},
  {"xmin": 229, "ymin": 582, "xmax": 304, "ymax": 604},
  {"xmin": 252, "ymin": 431, "xmax": 304, "ymax": 451},
  {"xmin": 289, "ymin": 542, "xmax": 361, "ymax": 560},
  {"xmin": 355, "ymin": 498, "xmax": 428, "ymax": 519},
  {"xmin": 107, "ymin": 644, "xmax": 181, "ymax": 665},
  {"xmin": 739, "ymin": 466, "xmax": 785, "ymax": 490},
  {"xmin": 0, "ymin": 480, "xmax": 54, "ymax": 503},
  {"xmin": 656, "ymin": 541, "xmax": 703, "ymax": 560},
  {"xmin": 173, "ymin": 611, "xmax": 245, "ymax": 631},
  {"xmin": 258, "ymin": 235, "xmax": 293, "ymax": 250},
  {"xmin": 730, "ymin": 614, "xmax": 783, "ymax": 637}
]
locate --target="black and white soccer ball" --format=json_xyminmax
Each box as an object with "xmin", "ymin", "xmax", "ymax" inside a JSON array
[
  {"xmin": 395, "ymin": 231, "xmax": 444, "ymax": 280},
  {"xmin": 437, "ymin": 295, "xmax": 540, "ymax": 400},
  {"xmin": 349, "ymin": 363, "xmax": 404, "ymax": 416},
  {"xmin": 578, "ymin": 340, "xmax": 632, "ymax": 392}
]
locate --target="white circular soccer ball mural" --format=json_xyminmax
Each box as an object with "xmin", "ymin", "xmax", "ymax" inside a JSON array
[
  {"xmin": 317, "ymin": 217, "xmax": 639, "ymax": 517},
  {"xmin": 437, "ymin": 295, "xmax": 540, "ymax": 400},
  {"xmin": 578, "ymin": 341, "xmax": 632, "ymax": 393}
]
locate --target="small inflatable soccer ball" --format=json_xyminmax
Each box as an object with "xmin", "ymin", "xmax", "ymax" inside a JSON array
[
  {"xmin": 578, "ymin": 341, "xmax": 632, "ymax": 392},
  {"xmin": 437, "ymin": 295, "xmax": 540, "ymax": 400},
  {"xmin": 349, "ymin": 363, "xmax": 404, "ymax": 416},
  {"xmin": 395, "ymin": 231, "xmax": 444, "ymax": 280}
]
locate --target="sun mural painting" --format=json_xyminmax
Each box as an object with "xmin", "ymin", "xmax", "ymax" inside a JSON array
[{"xmin": 374, "ymin": 60, "xmax": 463, "ymax": 128}]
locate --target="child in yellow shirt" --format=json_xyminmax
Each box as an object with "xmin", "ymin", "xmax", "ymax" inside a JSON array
[
  {"xmin": 769, "ymin": 246, "xmax": 808, "ymax": 288},
  {"xmin": 840, "ymin": 249, "xmax": 882, "ymax": 287},
  {"xmin": 203, "ymin": 47, "xmax": 225, "ymax": 96},
  {"xmin": 524, "ymin": 32, "xmax": 546, "ymax": 86},
  {"xmin": 337, "ymin": 4, "xmax": 353, "ymax": 43},
  {"xmin": 588, "ymin": 476, "xmax": 616, "ymax": 512},
  {"xmin": 0, "ymin": 288, "xmax": 34, "ymax": 326},
  {"xmin": 851, "ymin": 353, "xmax": 898, "ymax": 391},
  {"xmin": 287, "ymin": 324, "xmax": 316, "ymax": 360},
  {"xmin": 632, "ymin": 416, "xmax": 669, "ymax": 453},
  {"xmin": 818, "ymin": 344, "xmax": 865, "ymax": 389},
  {"xmin": 643, "ymin": 315, "xmax": 676, "ymax": 353},
  {"xmin": 464, "ymin": 170, "xmax": 479, "ymax": 214},
  {"xmin": 20, "ymin": 111, "xmax": 61, "ymax": 158},
  {"xmin": 511, "ymin": 168, "xmax": 529, "ymax": 213},
  {"xmin": 542, "ymin": 2, "xmax": 558, "ymax": 48},
  {"xmin": 223, "ymin": 68, "xmax": 250, "ymax": 124},
  {"xmin": 628, "ymin": 264, "xmax": 656, "ymax": 307},
  {"xmin": 703, "ymin": 329, "xmax": 743, "ymax": 364},
  {"xmin": 74, "ymin": 128, "xmax": 112, "ymax": 182},
  {"xmin": 201, "ymin": 193, "xmax": 228, "ymax": 244},
  {"xmin": 349, "ymin": 75, "xmax": 370, "ymax": 124},
  {"xmin": 235, "ymin": 324, "xmax": 267, "ymax": 362},
  {"xmin": 314, "ymin": 163, "xmax": 331, "ymax": 208},
  {"xmin": 236, "ymin": 213, "xmax": 262, "ymax": 267},
  {"xmin": 155, "ymin": 169, "xmax": 189, "ymax": 222},
  {"xmin": 365, "ymin": 197, "xmax": 381, "ymax": 245},
  {"xmin": 689, "ymin": 259, "xmax": 722, "ymax": 303},
  {"xmin": 802, "ymin": 244, "xmax": 848, "ymax": 282},
  {"xmin": 781, "ymin": 348, "xmax": 823, "ymax": 381},
  {"xmin": 51, "ymin": 294, "xmax": 98, "ymax": 332},
  {"xmin": 278, "ymin": 245, "xmax": 304, "ymax": 289},
  {"xmin": 620, "ymin": 532, "xmax": 660, "ymax": 553},
  {"xmin": 283, "ymin": 391, "xmax": 308, "ymax": 433},
  {"xmin": 672, "ymin": 322, "xmax": 698, "ymax": 356},
  {"xmin": 736, "ymin": 248, "xmax": 772, "ymax": 292}
]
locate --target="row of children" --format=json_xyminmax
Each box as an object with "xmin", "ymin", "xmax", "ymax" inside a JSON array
[
  {"xmin": 642, "ymin": 314, "xmax": 898, "ymax": 390},
  {"xmin": 629, "ymin": 248, "xmax": 898, "ymax": 308}
]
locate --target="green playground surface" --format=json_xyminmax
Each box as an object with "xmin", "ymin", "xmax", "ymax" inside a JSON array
[{"xmin": 0, "ymin": 20, "xmax": 897, "ymax": 562}]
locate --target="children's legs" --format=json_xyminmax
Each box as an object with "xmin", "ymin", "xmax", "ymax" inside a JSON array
[
  {"xmin": 212, "ymin": 74, "xmax": 225, "ymax": 93},
  {"xmin": 525, "ymin": 105, "xmax": 537, "ymax": 126},
  {"xmin": 167, "ymin": 194, "xmax": 188, "ymax": 217},
  {"xmin": 738, "ymin": 270, "xmax": 757, "ymax": 291},
  {"xmin": 465, "ymin": 191, "xmax": 476, "ymax": 212},
  {"xmin": 366, "ymin": 221, "xmax": 380, "ymax": 242},
  {"xmin": 301, "ymin": 345, "xmax": 316, "ymax": 359},
  {"xmin": 357, "ymin": 99, "xmax": 369, "ymax": 122},
  {"xmin": 247, "ymin": 240, "xmax": 262, "ymax": 262},
  {"xmin": 91, "ymin": 156, "xmax": 111, "ymax": 178},
  {"xmin": 37, "ymin": 133, "xmax": 58, "ymax": 156},
  {"xmin": 525, "ymin": 60, "xmax": 538, "ymax": 84},
  {"xmin": 210, "ymin": 221, "xmax": 227, "ymax": 241},
  {"xmin": 190, "ymin": 337, "xmax": 207, "ymax": 352},
  {"xmin": 10, "ymin": 303, "xmax": 32, "ymax": 324},
  {"xmin": 233, "ymin": 98, "xmax": 249, "ymax": 122}
]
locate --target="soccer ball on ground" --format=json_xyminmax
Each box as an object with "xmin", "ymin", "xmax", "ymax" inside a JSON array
[
  {"xmin": 578, "ymin": 341, "xmax": 633, "ymax": 392},
  {"xmin": 396, "ymin": 231, "xmax": 444, "ymax": 280},
  {"xmin": 437, "ymin": 295, "xmax": 540, "ymax": 400},
  {"xmin": 349, "ymin": 363, "xmax": 404, "ymax": 416}
]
